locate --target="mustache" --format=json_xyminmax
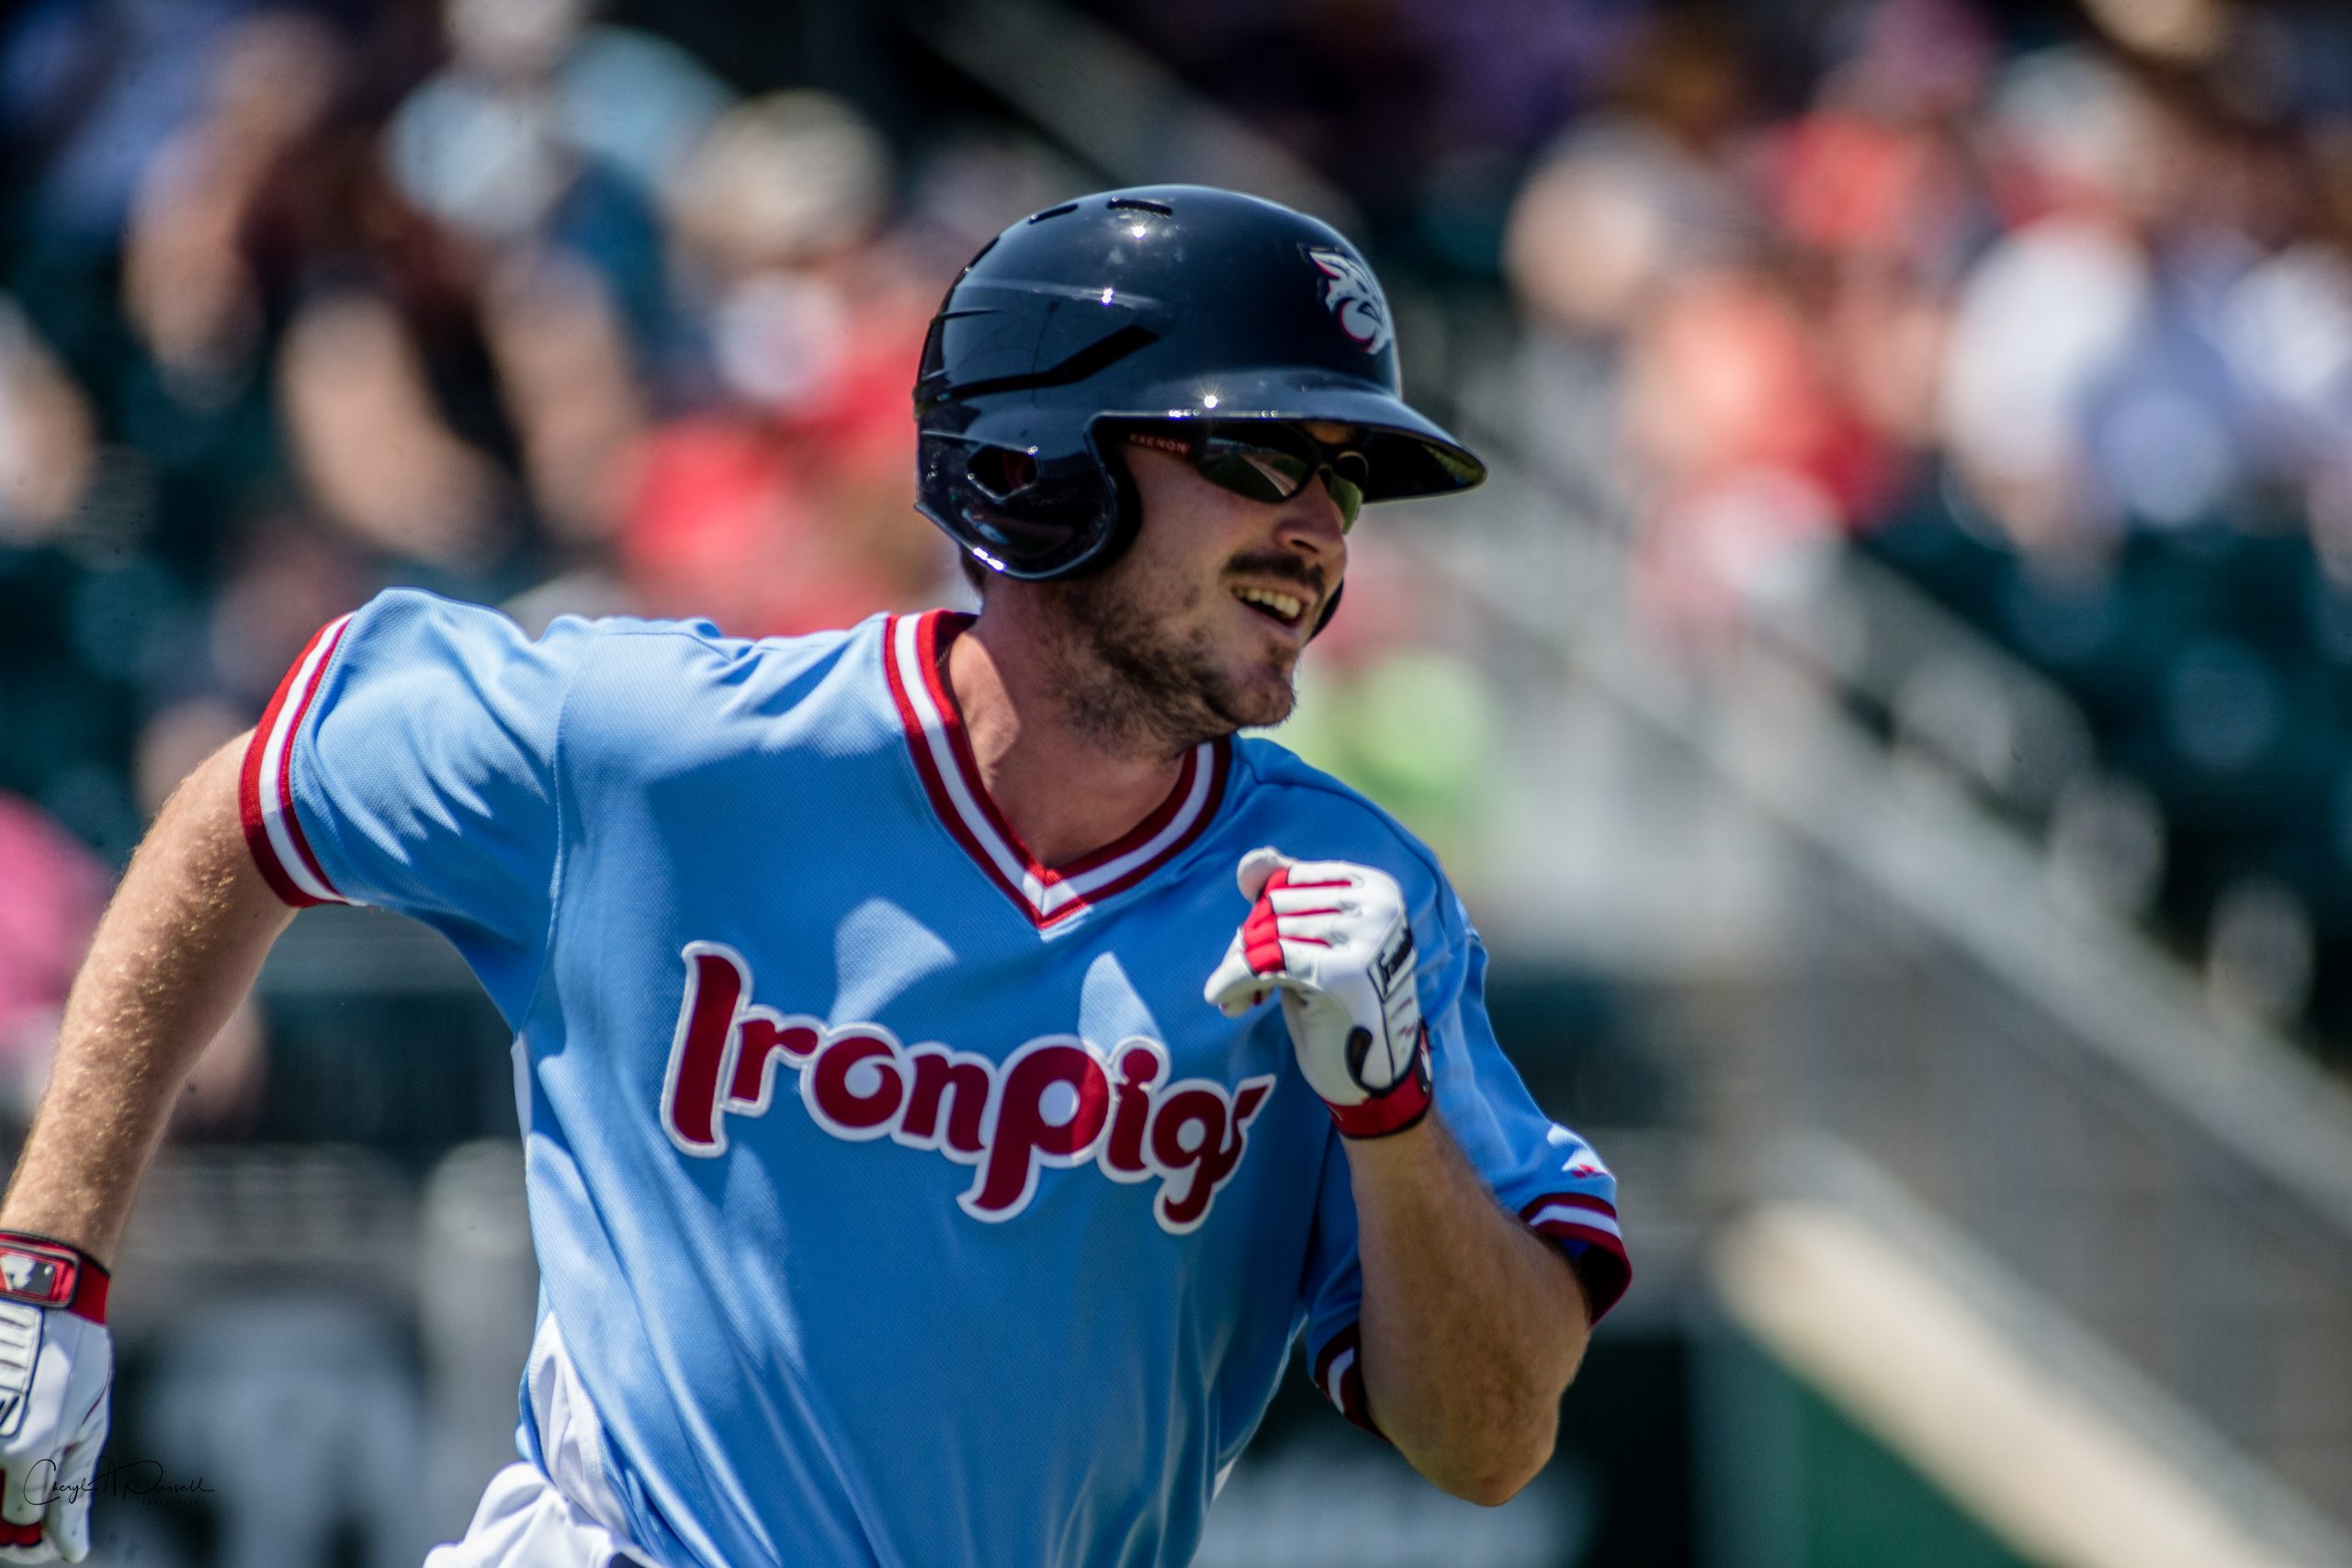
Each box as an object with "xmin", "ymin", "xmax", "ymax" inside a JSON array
[{"xmin": 1224, "ymin": 553, "xmax": 1328, "ymax": 599}]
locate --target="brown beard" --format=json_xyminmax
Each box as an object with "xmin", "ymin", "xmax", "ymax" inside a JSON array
[{"xmin": 1038, "ymin": 553, "xmax": 1312, "ymax": 755}]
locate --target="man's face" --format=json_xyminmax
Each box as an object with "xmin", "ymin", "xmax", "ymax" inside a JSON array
[{"xmin": 1039, "ymin": 422, "xmax": 1353, "ymax": 751}]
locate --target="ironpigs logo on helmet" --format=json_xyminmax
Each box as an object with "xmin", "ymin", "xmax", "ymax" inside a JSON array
[
  {"xmin": 659, "ymin": 943, "xmax": 1274, "ymax": 1235},
  {"xmin": 1306, "ymin": 247, "xmax": 1394, "ymax": 356}
]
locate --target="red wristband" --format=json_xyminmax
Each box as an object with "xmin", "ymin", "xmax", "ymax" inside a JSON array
[
  {"xmin": 1326, "ymin": 1028, "xmax": 1433, "ymax": 1139},
  {"xmin": 0, "ymin": 1232, "xmax": 109, "ymax": 1325}
]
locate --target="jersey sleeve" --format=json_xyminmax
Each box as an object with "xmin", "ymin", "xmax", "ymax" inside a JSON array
[
  {"xmin": 240, "ymin": 589, "xmax": 592, "ymax": 1017},
  {"xmin": 1296, "ymin": 886, "xmax": 1629, "ymax": 1437}
]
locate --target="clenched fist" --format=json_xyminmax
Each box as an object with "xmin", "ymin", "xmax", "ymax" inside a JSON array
[{"xmin": 1204, "ymin": 848, "xmax": 1432, "ymax": 1138}]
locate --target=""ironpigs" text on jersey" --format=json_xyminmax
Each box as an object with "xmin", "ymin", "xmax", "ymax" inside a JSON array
[{"xmin": 659, "ymin": 942, "xmax": 1275, "ymax": 1234}]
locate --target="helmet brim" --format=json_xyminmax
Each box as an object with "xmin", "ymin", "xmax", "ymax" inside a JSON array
[{"xmin": 1094, "ymin": 367, "xmax": 1487, "ymax": 503}]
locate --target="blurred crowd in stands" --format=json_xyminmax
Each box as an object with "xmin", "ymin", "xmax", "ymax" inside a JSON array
[
  {"xmin": 10, "ymin": 0, "xmax": 2352, "ymax": 1123},
  {"xmin": 0, "ymin": 0, "xmax": 1037, "ymax": 1127},
  {"xmin": 1489, "ymin": 0, "xmax": 2352, "ymax": 1052}
]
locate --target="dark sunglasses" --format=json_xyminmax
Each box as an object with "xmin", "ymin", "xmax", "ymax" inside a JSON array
[{"xmin": 1123, "ymin": 423, "xmax": 1370, "ymax": 531}]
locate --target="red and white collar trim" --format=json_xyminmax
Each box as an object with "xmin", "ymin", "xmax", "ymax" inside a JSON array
[{"xmin": 884, "ymin": 611, "xmax": 1230, "ymax": 928}]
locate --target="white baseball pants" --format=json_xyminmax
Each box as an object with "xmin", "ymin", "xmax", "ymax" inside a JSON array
[
  {"xmin": 425, "ymin": 1311, "xmax": 657, "ymax": 1568},
  {"xmin": 424, "ymin": 1461, "xmax": 656, "ymax": 1568}
]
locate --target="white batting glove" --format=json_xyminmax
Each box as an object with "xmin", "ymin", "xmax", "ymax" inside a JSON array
[
  {"xmin": 1204, "ymin": 848, "xmax": 1434, "ymax": 1138},
  {"xmin": 0, "ymin": 1235, "xmax": 112, "ymax": 1563}
]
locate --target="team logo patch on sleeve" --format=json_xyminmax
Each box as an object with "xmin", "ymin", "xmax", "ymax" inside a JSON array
[
  {"xmin": 1306, "ymin": 247, "xmax": 1394, "ymax": 355},
  {"xmin": 659, "ymin": 943, "xmax": 1274, "ymax": 1235}
]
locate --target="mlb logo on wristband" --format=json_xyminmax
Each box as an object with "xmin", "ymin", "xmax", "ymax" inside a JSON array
[
  {"xmin": 0, "ymin": 1252, "xmax": 65, "ymax": 1305},
  {"xmin": 0, "ymin": 1234, "xmax": 107, "ymax": 1322}
]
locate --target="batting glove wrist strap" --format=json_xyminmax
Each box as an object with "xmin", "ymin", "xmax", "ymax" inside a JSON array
[
  {"xmin": 1323, "ymin": 1033, "xmax": 1432, "ymax": 1138},
  {"xmin": 1205, "ymin": 848, "xmax": 1436, "ymax": 1140},
  {"xmin": 0, "ymin": 1236, "xmax": 105, "ymax": 1326}
]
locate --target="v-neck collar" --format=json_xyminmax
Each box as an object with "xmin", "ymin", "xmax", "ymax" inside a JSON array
[{"xmin": 882, "ymin": 611, "xmax": 1231, "ymax": 929}]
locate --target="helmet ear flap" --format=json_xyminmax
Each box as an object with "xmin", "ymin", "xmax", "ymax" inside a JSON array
[
  {"xmin": 918, "ymin": 430, "xmax": 1125, "ymax": 578},
  {"xmin": 1085, "ymin": 426, "xmax": 1147, "ymax": 577}
]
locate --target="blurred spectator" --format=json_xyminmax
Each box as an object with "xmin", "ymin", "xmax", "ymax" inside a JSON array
[
  {"xmin": 0, "ymin": 794, "xmax": 108, "ymax": 1122},
  {"xmin": 279, "ymin": 288, "xmax": 514, "ymax": 569},
  {"xmin": 387, "ymin": 0, "xmax": 725, "ymax": 347},
  {"xmin": 1507, "ymin": 13, "xmax": 1878, "ymax": 649},
  {"xmin": 622, "ymin": 91, "xmax": 950, "ymax": 636},
  {"xmin": 1, "ymin": 0, "xmax": 242, "ymax": 249},
  {"xmin": 0, "ymin": 300, "xmax": 97, "ymax": 545},
  {"xmin": 1621, "ymin": 269, "xmax": 1876, "ymax": 644},
  {"xmin": 1501, "ymin": 12, "xmax": 1766, "ymax": 547},
  {"xmin": 1938, "ymin": 48, "xmax": 2169, "ymax": 558},
  {"xmin": 479, "ymin": 248, "xmax": 648, "ymax": 547},
  {"xmin": 120, "ymin": 11, "xmax": 345, "ymax": 412}
]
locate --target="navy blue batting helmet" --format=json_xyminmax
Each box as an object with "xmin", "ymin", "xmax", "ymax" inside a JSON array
[{"xmin": 911, "ymin": 186, "xmax": 1486, "ymax": 584}]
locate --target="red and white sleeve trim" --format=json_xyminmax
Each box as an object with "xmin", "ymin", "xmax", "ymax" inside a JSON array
[
  {"xmin": 240, "ymin": 613, "xmax": 356, "ymax": 908},
  {"xmin": 1520, "ymin": 1192, "xmax": 1631, "ymax": 1324},
  {"xmin": 1309, "ymin": 1195, "xmax": 1627, "ymax": 1439},
  {"xmin": 1310, "ymin": 1324, "xmax": 1381, "ymax": 1438}
]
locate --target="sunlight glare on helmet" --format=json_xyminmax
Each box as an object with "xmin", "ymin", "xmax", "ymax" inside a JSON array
[
  {"xmin": 1100, "ymin": 288, "xmax": 1114, "ymax": 304},
  {"xmin": 1203, "ymin": 393, "xmax": 1220, "ymax": 409}
]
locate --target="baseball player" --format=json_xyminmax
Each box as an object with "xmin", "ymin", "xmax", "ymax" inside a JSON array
[{"xmin": 0, "ymin": 186, "xmax": 1626, "ymax": 1567}]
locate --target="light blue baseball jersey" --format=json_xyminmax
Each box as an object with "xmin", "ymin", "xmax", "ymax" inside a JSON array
[{"xmin": 240, "ymin": 589, "xmax": 1629, "ymax": 1568}]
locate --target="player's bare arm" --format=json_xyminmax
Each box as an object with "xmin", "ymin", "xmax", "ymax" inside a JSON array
[
  {"xmin": 2, "ymin": 736, "xmax": 290, "ymax": 1259},
  {"xmin": 0, "ymin": 734, "xmax": 288, "ymax": 1561},
  {"xmin": 1343, "ymin": 1116, "xmax": 1592, "ymax": 1503},
  {"xmin": 1206, "ymin": 849, "xmax": 1596, "ymax": 1503}
]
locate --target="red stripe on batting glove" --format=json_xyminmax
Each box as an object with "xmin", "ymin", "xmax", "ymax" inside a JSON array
[{"xmin": 1243, "ymin": 899, "xmax": 1284, "ymax": 975}]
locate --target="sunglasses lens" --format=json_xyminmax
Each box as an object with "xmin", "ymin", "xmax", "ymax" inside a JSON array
[
  {"xmin": 1177, "ymin": 425, "xmax": 1369, "ymax": 528},
  {"xmin": 1327, "ymin": 471, "xmax": 1363, "ymax": 530},
  {"xmin": 1198, "ymin": 440, "xmax": 1312, "ymax": 504}
]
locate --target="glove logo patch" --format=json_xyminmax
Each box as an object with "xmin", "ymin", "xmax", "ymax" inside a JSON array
[
  {"xmin": 1372, "ymin": 922, "xmax": 1413, "ymax": 1000},
  {"xmin": 1306, "ymin": 248, "xmax": 1395, "ymax": 356}
]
